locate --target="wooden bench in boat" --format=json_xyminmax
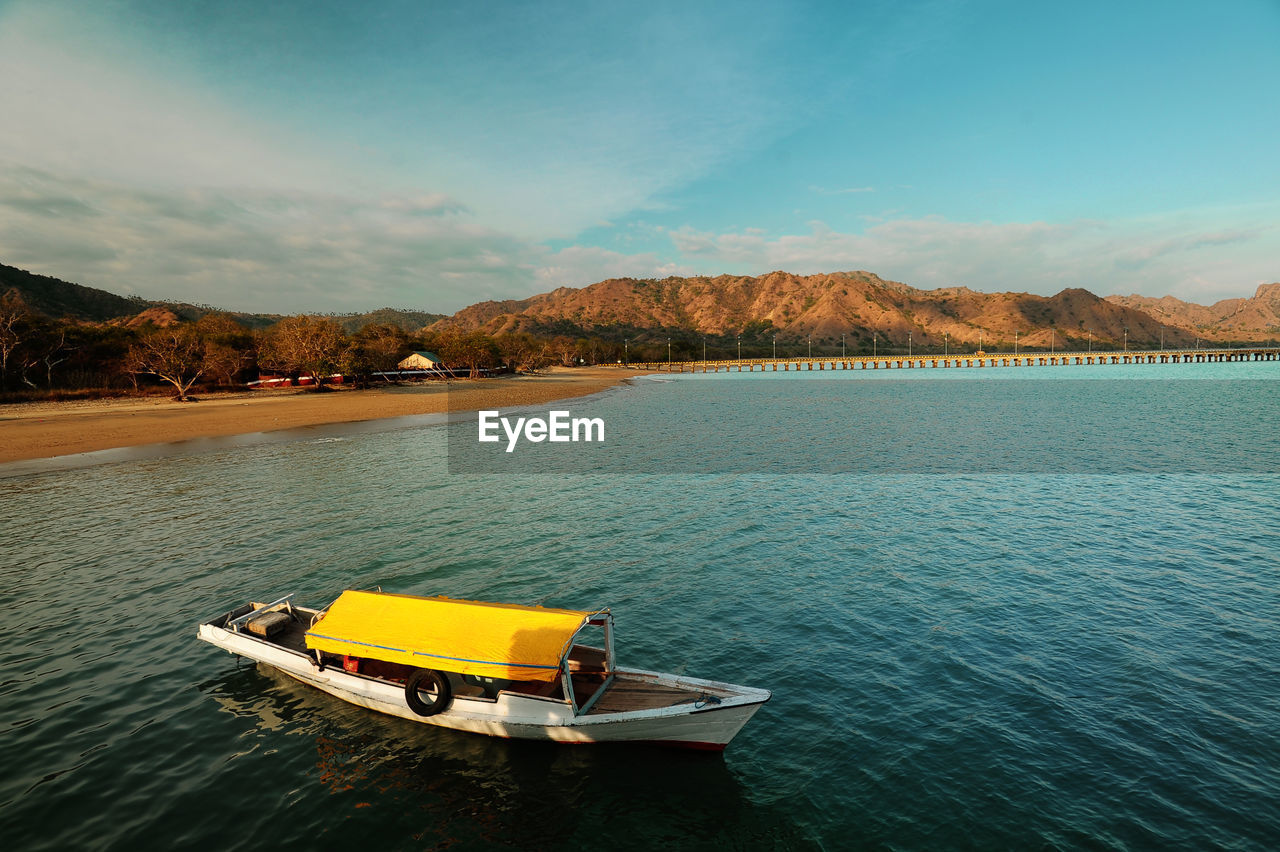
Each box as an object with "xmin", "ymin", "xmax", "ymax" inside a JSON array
[{"xmin": 586, "ymin": 676, "xmax": 728, "ymax": 714}]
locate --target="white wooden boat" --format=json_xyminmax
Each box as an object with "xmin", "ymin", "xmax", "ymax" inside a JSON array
[{"xmin": 197, "ymin": 590, "xmax": 771, "ymax": 750}]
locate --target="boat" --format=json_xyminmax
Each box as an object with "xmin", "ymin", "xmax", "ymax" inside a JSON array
[
  {"xmin": 246, "ymin": 367, "xmax": 497, "ymax": 388},
  {"xmin": 196, "ymin": 590, "xmax": 771, "ymax": 750}
]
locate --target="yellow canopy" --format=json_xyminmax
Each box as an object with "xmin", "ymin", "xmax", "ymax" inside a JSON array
[{"xmin": 304, "ymin": 590, "xmax": 602, "ymax": 682}]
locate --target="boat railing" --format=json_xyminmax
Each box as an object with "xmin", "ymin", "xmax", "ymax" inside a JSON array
[{"xmin": 227, "ymin": 594, "xmax": 295, "ymax": 632}]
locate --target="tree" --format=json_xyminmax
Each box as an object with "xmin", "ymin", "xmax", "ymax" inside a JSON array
[
  {"xmin": 355, "ymin": 323, "xmax": 411, "ymax": 375},
  {"xmin": 202, "ymin": 341, "xmax": 245, "ymax": 386},
  {"xmin": 127, "ymin": 327, "xmax": 206, "ymax": 400},
  {"xmin": 0, "ymin": 289, "xmax": 31, "ymax": 391},
  {"xmin": 5, "ymin": 314, "xmax": 72, "ymax": 391},
  {"xmin": 27, "ymin": 324, "xmax": 67, "ymax": 389},
  {"xmin": 193, "ymin": 312, "xmax": 248, "ymax": 340},
  {"xmin": 434, "ymin": 328, "xmax": 498, "ymax": 379},
  {"xmin": 337, "ymin": 339, "xmax": 375, "ymax": 388},
  {"xmin": 195, "ymin": 312, "xmax": 254, "ymax": 385},
  {"xmin": 580, "ymin": 336, "xmax": 605, "ymax": 366},
  {"xmin": 495, "ymin": 333, "xmax": 552, "ymax": 373},
  {"xmin": 551, "ymin": 335, "xmax": 579, "ymax": 367},
  {"xmin": 259, "ymin": 315, "xmax": 347, "ymax": 390}
]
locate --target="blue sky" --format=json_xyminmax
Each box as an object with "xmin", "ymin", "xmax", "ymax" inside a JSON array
[{"xmin": 1, "ymin": 0, "xmax": 1277, "ymax": 313}]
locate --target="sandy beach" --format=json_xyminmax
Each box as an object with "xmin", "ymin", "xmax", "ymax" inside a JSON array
[{"xmin": 0, "ymin": 367, "xmax": 646, "ymax": 464}]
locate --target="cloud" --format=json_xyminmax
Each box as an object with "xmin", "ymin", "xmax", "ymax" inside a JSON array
[
  {"xmin": 0, "ymin": 1, "xmax": 826, "ymax": 311},
  {"xmin": 662, "ymin": 211, "xmax": 1280, "ymax": 303},
  {"xmin": 5, "ymin": 153, "xmax": 1273, "ymax": 315},
  {"xmin": 810, "ymin": 185, "xmax": 877, "ymax": 195},
  {"xmin": 378, "ymin": 195, "xmax": 469, "ymax": 217},
  {"xmin": 0, "ymin": 1, "xmax": 811, "ymax": 240},
  {"xmin": 0, "ymin": 8, "xmax": 332, "ymax": 195},
  {"xmin": 0, "ymin": 164, "xmax": 701, "ymax": 313},
  {"xmin": 3, "ymin": 2, "xmax": 1272, "ymax": 316},
  {"xmin": 532, "ymin": 246, "xmax": 696, "ymax": 291},
  {"xmin": 1113, "ymin": 229, "xmax": 1258, "ymax": 270},
  {"xmin": 0, "ymin": 165, "xmax": 540, "ymax": 311}
]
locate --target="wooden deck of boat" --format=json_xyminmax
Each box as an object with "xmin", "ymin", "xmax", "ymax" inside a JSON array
[
  {"xmin": 585, "ymin": 675, "xmax": 710, "ymax": 715},
  {"xmin": 268, "ymin": 618, "xmax": 311, "ymax": 655}
]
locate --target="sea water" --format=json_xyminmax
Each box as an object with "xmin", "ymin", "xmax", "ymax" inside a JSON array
[{"xmin": 1, "ymin": 362, "xmax": 1278, "ymax": 850}]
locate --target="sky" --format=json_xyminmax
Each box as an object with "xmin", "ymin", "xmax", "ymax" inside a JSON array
[{"xmin": 1, "ymin": 0, "xmax": 1277, "ymax": 314}]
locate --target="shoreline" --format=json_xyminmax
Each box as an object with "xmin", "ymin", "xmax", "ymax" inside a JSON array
[{"xmin": 0, "ymin": 367, "xmax": 647, "ymax": 465}]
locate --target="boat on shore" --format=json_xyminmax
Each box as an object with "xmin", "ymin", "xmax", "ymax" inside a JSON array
[
  {"xmin": 197, "ymin": 590, "xmax": 771, "ymax": 750},
  {"xmin": 246, "ymin": 367, "xmax": 497, "ymax": 388}
]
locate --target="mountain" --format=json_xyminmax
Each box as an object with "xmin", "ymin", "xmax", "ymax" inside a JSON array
[
  {"xmin": 7, "ymin": 259, "xmax": 1274, "ymax": 348},
  {"xmin": 0, "ymin": 262, "xmax": 146, "ymax": 321},
  {"xmin": 0, "ymin": 263, "xmax": 441, "ymax": 332},
  {"xmin": 1106, "ymin": 284, "xmax": 1280, "ymax": 343},
  {"xmin": 334, "ymin": 308, "xmax": 446, "ymax": 334},
  {"xmin": 0, "ymin": 261, "xmax": 283, "ymax": 328},
  {"xmin": 431, "ymin": 270, "xmax": 1196, "ymax": 351}
]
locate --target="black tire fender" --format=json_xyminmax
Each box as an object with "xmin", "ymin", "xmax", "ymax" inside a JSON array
[{"xmin": 404, "ymin": 668, "xmax": 452, "ymax": 716}]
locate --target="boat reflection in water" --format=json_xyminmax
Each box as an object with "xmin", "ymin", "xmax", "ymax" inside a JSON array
[{"xmin": 203, "ymin": 663, "xmax": 809, "ymax": 849}]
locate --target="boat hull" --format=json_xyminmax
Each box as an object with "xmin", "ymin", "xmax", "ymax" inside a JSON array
[{"xmin": 198, "ymin": 621, "xmax": 768, "ymax": 749}]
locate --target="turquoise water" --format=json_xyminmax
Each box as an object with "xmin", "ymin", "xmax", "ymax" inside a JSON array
[{"xmin": 2, "ymin": 363, "xmax": 1278, "ymax": 850}]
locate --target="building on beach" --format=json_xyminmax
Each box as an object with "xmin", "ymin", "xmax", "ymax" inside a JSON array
[{"xmin": 397, "ymin": 351, "xmax": 444, "ymax": 370}]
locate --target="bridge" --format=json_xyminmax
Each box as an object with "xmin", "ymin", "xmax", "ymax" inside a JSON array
[{"xmin": 621, "ymin": 347, "xmax": 1280, "ymax": 373}]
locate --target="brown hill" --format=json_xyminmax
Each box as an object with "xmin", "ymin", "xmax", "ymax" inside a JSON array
[
  {"xmin": 1106, "ymin": 283, "xmax": 1280, "ymax": 343},
  {"xmin": 0, "ymin": 261, "xmax": 145, "ymax": 321},
  {"xmin": 1, "ymin": 262, "xmax": 446, "ymax": 333},
  {"xmin": 431, "ymin": 270, "xmax": 1195, "ymax": 352},
  {"xmin": 123, "ymin": 307, "xmax": 182, "ymax": 328},
  {"xmin": 0, "ymin": 261, "xmax": 282, "ymax": 328}
]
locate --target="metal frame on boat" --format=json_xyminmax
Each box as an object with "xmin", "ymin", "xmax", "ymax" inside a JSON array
[{"xmin": 197, "ymin": 590, "xmax": 770, "ymax": 750}]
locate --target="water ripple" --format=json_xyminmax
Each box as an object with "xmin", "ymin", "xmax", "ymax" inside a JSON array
[{"xmin": 1, "ymin": 377, "xmax": 1279, "ymax": 849}]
